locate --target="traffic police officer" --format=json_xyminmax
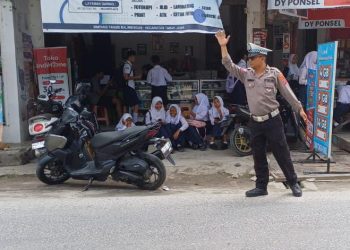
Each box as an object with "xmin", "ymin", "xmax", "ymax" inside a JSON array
[{"xmin": 215, "ymin": 30, "xmax": 307, "ymax": 197}]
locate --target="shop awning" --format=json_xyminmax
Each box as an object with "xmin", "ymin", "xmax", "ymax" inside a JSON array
[
  {"xmin": 268, "ymin": 0, "xmax": 350, "ymax": 10},
  {"xmin": 41, "ymin": 0, "xmax": 223, "ymax": 33},
  {"xmin": 298, "ymin": 8, "xmax": 350, "ymax": 29}
]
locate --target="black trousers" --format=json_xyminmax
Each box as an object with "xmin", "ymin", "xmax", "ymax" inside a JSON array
[
  {"xmin": 151, "ymin": 86, "xmax": 168, "ymax": 107},
  {"xmin": 249, "ymin": 114, "xmax": 298, "ymax": 189}
]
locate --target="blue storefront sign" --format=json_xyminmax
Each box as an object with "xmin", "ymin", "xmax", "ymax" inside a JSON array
[{"xmin": 313, "ymin": 41, "xmax": 338, "ymax": 158}]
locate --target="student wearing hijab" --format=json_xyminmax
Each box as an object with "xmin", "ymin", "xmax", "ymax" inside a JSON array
[
  {"xmin": 208, "ymin": 96, "xmax": 229, "ymax": 149},
  {"xmin": 287, "ymin": 54, "xmax": 300, "ymax": 94},
  {"xmin": 115, "ymin": 113, "xmax": 135, "ymax": 131},
  {"xmin": 190, "ymin": 93, "xmax": 209, "ymax": 134},
  {"xmin": 165, "ymin": 104, "xmax": 189, "ymax": 152},
  {"xmin": 299, "ymin": 51, "xmax": 317, "ymax": 107},
  {"xmin": 145, "ymin": 96, "xmax": 168, "ymax": 138}
]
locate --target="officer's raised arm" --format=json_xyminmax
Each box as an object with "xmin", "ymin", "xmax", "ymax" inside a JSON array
[
  {"xmin": 276, "ymin": 71, "xmax": 307, "ymax": 122},
  {"xmin": 215, "ymin": 30, "xmax": 247, "ymax": 82}
]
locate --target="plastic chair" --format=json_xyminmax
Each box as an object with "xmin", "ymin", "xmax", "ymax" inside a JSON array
[{"xmin": 93, "ymin": 105, "xmax": 110, "ymax": 126}]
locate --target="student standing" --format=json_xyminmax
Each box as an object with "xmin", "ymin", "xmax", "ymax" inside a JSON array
[
  {"xmin": 298, "ymin": 51, "xmax": 317, "ymax": 108},
  {"xmin": 147, "ymin": 55, "xmax": 172, "ymax": 107},
  {"xmin": 123, "ymin": 50, "xmax": 142, "ymax": 123}
]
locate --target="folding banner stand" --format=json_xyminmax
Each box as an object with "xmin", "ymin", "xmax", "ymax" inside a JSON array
[{"xmin": 297, "ymin": 42, "xmax": 350, "ymax": 175}]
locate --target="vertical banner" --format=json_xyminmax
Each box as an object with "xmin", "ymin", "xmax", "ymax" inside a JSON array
[
  {"xmin": 305, "ymin": 69, "xmax": 317, "ymax": 150},
  {"xmin": 253, "ymin": 28, "xmax": 267, "ymax": 47},
  {"xmin": 283, "ymin": 33, "xmax": 290, "ymax": 54},
  {"xmin": 314, "ymin": 41, "xmax": 338, "ymax": 158},
  {"xmin": 33, "ymin": 47, "xmax": 70, "ymax": 104},
  {"xmin": 0, "ymin": 75, "xmax": 3, "ymax": 124}
]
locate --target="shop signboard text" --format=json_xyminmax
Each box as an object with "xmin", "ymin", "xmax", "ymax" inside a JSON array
[
  {"xmin": 41, "ymin": 0, "xmax": 223, "ymax": 33},
  {"xmin": 33, "ymin": 47, "xmax": 70, "ymax": 104},
  {"xmin": 268, "ymin": 0, "xmax": 350, "ymax": 9}
]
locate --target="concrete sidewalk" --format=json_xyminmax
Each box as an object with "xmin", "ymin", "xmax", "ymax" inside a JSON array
[{"xmin": 1, "ymin": 147, "xmax": 350, "ymax": 181}]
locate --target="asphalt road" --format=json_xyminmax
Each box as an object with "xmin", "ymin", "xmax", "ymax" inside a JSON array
[{"xmin": 0, "ymin": 177, "xmax": 350, "ymax": 250}]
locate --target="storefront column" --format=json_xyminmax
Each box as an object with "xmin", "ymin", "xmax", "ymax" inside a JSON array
[
  {"xmin": 246, "ymin": 0, "xmax": 266, "ymax": 43},
  {"xmin": 0, "ymin": 0, "xmax": 22, "ymax": 143}
]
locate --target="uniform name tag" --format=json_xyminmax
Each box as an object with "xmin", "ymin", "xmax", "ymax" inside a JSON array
[{"xmin": 264, "ymin": 78, "xmax": 275, "ymax": 83}]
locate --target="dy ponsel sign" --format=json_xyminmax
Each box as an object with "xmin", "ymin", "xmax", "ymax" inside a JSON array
[
  {"xmin": 268, "ymin": 0, "xmax": 350, "ymax": 9},
  {"xmin": 41, "ymin": 0, "xmax": 223, "ymax": 33}
]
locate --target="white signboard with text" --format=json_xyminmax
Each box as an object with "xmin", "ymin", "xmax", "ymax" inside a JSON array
[
  {"xmin": 41, "ymin": 0, "xmax": 223, "ymax": 33},
  {"xmin": 268, "ymin": 0, "xmax": 350, "ymax": 9}
]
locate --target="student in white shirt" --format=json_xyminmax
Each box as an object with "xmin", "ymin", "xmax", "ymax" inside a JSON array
[
  {"xmin": 334, "ymin": 81, "xmax": 350, "ymax": 126},
  {"xmin": 298, "ymin": 51, "xmax": 317, "ymax": 108},
  {"xmin": 147, "ymin": 55, "xmax": 172, "ymax": 107},
  {"xmin": 165, "ymin": 104, "xmax": 188, "ymax": 152},
  {"xmin": 115, "ymin": 113, "xmax": 135, "ymax": 131},
  {"xmin": 208, "ymin": 96, "xmax": 229, "ymax": 150},
  {"xmin": 123, "ymin": 50, "xmax": 142, "ymax": 123},
  {"xmin": 145, "ymin": 96, "xmax": 168, "ymax": 138}
]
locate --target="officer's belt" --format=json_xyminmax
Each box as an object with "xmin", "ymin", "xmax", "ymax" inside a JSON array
[{"xmin": 251, "ymin": 109, "xmax": 279, "ymax": 122}]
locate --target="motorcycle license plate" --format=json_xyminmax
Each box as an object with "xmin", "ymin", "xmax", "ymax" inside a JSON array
[
  {"xmin": 32, "ymin": 141, "xmax": 45, "ymax": 150},
  {"xmin": 161, "ymin": 141, "xmax": 172, "ymax": 156}
]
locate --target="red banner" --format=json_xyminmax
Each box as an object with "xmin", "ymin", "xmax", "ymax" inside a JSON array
[
  {"xmin": 299, "ymin": 8, "xmax": 350, "ymax": 29},
  {"xmin": 33, "ymin": 47, "xmax": 70, "ymax": 103}
]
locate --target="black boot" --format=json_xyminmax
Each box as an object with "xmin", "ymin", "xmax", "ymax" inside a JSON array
[
  {"xmin": 290, "ymin": 183, "xmax": 302, "ymax": 197},
  {"xmin": 245, "ymin": 188, "xmax": 268, "ymax": 197}
]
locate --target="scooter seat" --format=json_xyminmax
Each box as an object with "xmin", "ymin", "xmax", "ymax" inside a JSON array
[
  {"xmin": 91, "ymin": 126, "xmax": 147, "ymax": 149},
  {"xmin": 28, "ymin": 113, "xmax": 55, "ymax": 122}
]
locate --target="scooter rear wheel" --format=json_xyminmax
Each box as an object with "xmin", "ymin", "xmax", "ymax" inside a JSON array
[
  {"xmin": 137, "ymin": 155, "xmax": 166, "ymax": 190},
  {"xmin": 36, "ymin": 158, "xmax": 70, "ymax": 185}
]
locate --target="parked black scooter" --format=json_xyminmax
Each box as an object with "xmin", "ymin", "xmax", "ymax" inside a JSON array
[{"xmin": 36, "ymin": 106, "xmax": 174, "ymax": 191}]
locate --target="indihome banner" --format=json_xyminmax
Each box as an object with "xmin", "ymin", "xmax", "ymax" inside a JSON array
[
  {"xmin": 41, "ymin": 0, "xmax": 223, "ymax": 33},
  {"xmin": 33, "ymin": 47, "xmax": 70, "ymax": 103},
  {"xmin": 268, "ymin": 0, "xmax": 350, "ymax": 9}
]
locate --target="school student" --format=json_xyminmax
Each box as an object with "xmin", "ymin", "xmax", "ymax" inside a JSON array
[
  {"xmin": 165, "ymin": 104, "xmax": 189, "ymax": 152},
  {"xmin": 115, "ymin": 113, "xmax": 135, "ymax": 131},
  {"xmin": 208, "ymin": 96, "xmax": 229, "ymax": 149},
  {"xmin": 145, "ymin": 96, "xmax": 168, "ymax": 138},
  {"xmin": 188, "ymin": 93, "xmax": 210, "ymax": 148},
  {"xmin": 147, "ymin": 55, "xmax": 172, "ymax": 106}
]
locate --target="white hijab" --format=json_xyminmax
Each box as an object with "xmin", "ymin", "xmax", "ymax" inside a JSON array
[
  {"xmin": 115, "ymin": 113, "xmax": 135, "ymax": 131},
  {"xmin": 150, "ymin": 96, "xmax": 166, "ymax": 122},
  {"xmin": 209, "ymin": 96, "xmax": 229, "ymax": 121},
  {"xmin": 299, "ymin": 51, "xmax": 317, "ymax": 72},
  {"xmin": 166, "ymin": 104, "xmax": 182, "ymax": 125},
  {"xmin": 193, "ymin": 93, "xmax": 209, "ymax": 114},
  {"xmin": 288, "ymin": 54, "xmax": 299, "ymax": 80}
]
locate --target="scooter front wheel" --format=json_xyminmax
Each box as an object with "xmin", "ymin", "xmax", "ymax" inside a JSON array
[
  {"xmin": 137, "ymin": 154, "xmax": 166, "ymax": 190},
  {"xmin": 36, "ymin": 157, "xmax": 70, "ymax": 185}
]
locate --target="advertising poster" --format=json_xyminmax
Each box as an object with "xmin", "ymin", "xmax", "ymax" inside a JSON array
[
  {"xmin": 41, "ymin": 0, "xmax": 223, "ymax": 33},
  {"xmin": 253, "ymin": 28, "xmax": 267, "ymax": 47},
  {"xmin": 313, "ymin": 41, "xmax": 338, "ymax": 158},
  {"xmin": 268, "ymin": 0, "xmax": 350, "ymax": 9},
  {"xmin": 282, "ymin": 33, "xmax": 290, "ymax": 54},
  {"xmin": 305, "ymin": 69, "xmax": 317, "ymax": 150},
  {"xmin": 33, "ymin": 47, "xmax": 70, "ymax": 104}
]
